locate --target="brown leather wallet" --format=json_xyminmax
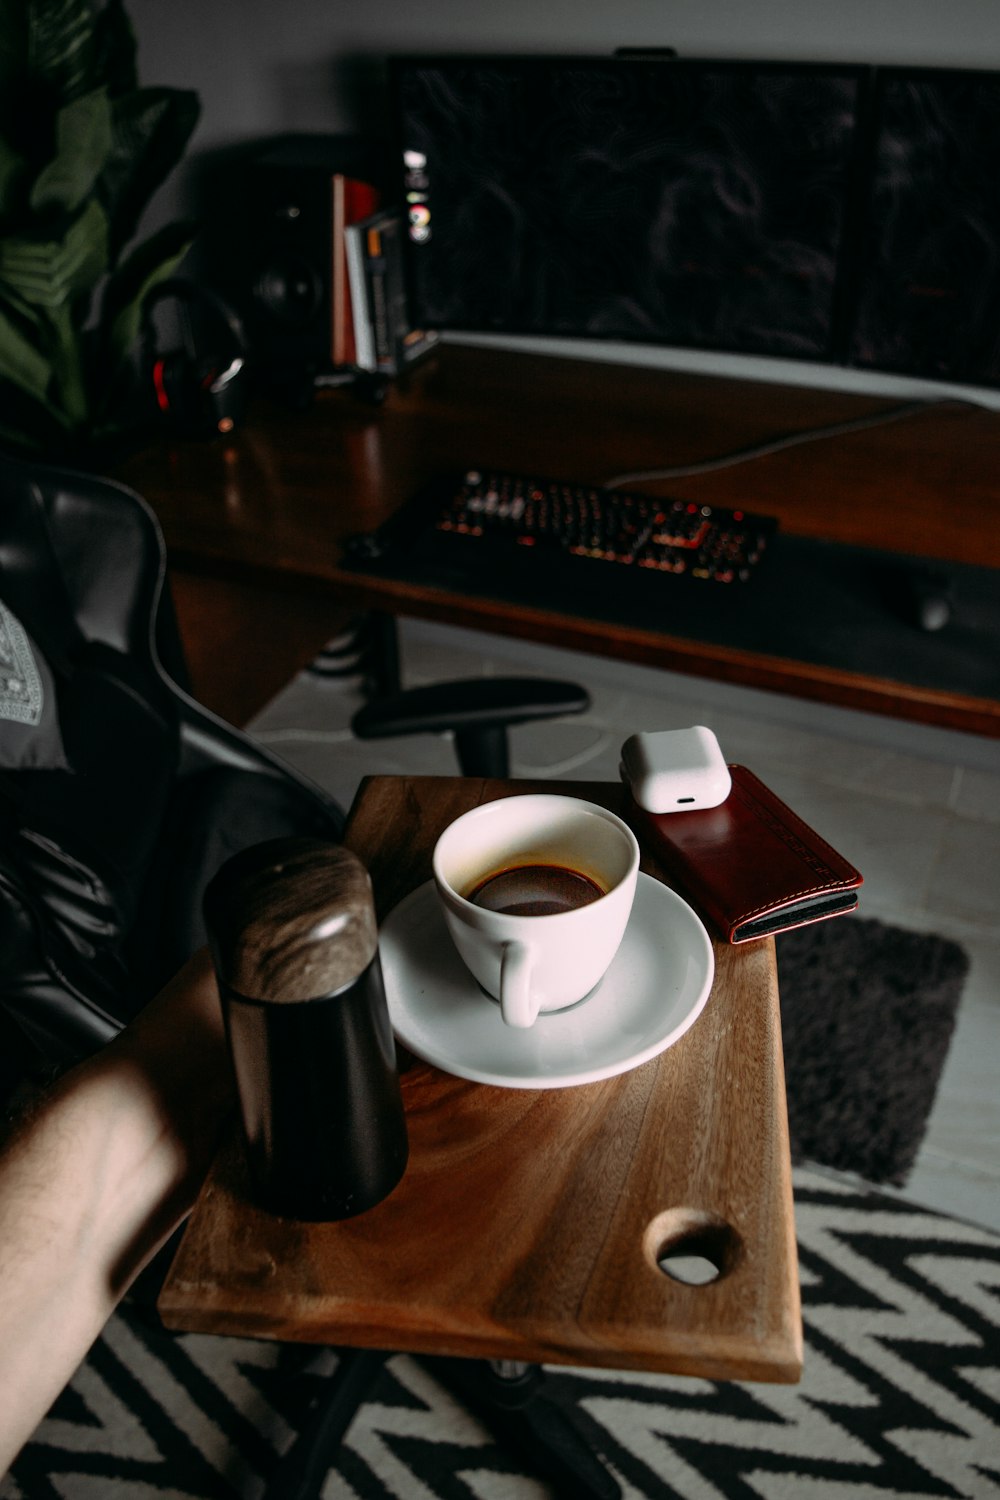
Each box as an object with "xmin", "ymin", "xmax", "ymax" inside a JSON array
[{"xmin": 633, "ymin": 764, "xmax": 863, "ymax": 943}]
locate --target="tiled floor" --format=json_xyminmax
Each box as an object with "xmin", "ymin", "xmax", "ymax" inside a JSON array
[{"xmin": 249, "ymin": 617, "xmax": 1000, "ymax": 1234}]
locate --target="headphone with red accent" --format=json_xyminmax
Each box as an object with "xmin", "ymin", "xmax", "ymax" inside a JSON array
[{"xmin": 140, "ymin": 277, "xmax": 250, "ymax": 437}]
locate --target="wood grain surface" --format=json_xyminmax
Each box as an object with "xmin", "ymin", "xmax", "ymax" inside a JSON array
[{"xmin": 159, "ymin": 776, "xmax": 801, "ymax": 1383}]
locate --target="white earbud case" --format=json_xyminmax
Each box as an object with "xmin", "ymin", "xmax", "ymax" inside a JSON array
[{"xmin": 620, "ymin": 726, "xmax": 731, "ymax": 813}]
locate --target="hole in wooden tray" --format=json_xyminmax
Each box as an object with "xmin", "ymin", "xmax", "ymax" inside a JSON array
[{"xmin": 644, "ymin": 1209, "xmax": 742, "ymax": 1286}]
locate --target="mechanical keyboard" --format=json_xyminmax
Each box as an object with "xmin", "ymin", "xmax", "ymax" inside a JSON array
[{"xmin": 358, "ymin": 469, "xmax": 778, "ymax": 586}]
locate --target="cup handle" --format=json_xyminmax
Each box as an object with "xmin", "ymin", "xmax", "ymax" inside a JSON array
[{"xmin": 499, "ymin": 940, "xmax": 538, "ymax": 1028}]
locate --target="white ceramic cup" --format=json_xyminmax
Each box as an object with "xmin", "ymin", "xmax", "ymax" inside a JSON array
[{"xmin": 432, "ymin": 794, "xmax": 640, "ymax": 1028}]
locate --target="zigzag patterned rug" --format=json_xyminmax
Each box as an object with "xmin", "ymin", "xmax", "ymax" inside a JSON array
[{"xmin": 3, "ymin": 1169, "xmax": 998, "ymax": 1499}]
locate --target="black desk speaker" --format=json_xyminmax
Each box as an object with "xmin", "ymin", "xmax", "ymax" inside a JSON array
[{"xmin": 200, "ymin": 135, "xmax": 389, "ymax": 404}]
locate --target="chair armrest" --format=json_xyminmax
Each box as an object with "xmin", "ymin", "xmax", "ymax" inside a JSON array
[{"xmin": 351, "ymin": 677, "xmax": 590, "ymax": 740}]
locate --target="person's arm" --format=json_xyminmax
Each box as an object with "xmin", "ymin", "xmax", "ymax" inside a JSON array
[{"xmin": 0, "ymin": 949, "xmax": 234, "ymax": 1473}]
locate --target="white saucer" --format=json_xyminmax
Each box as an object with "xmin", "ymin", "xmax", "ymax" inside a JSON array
[{"xmin": 378, "ymin": 873, "xmax": 715, "ymax": 1089}]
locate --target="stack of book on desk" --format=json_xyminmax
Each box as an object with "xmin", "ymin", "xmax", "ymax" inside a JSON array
[{"xmin": 345, "ymin": 208, "xmax": 439, "ymax": 377}]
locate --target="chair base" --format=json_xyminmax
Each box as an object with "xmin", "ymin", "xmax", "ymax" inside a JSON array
[{"xmin": 265, "ymin": 1352, "xmax": 621, "ymax": 1500}]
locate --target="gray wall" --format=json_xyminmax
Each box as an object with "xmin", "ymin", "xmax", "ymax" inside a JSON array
[
  {"xmin": 127, "ymin": 0, "xmax": 1000, "ymax": 401},
  {"xmin": 129, "ymin": 0, "xmax": 1000, "ymax": 149}
]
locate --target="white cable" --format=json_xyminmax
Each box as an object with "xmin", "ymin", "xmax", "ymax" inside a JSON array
[{"xmin": 602, "ymin": 398, "xmax": 964, "ymax": 490}]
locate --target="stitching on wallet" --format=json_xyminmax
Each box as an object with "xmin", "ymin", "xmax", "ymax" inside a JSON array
[
  {"xmin": 733, "ymin": 769, "xmax": 853, "ymax": 881},
  {"xmin": 729, "ymin": 768, "xmax": 858, "ymax": 925}
]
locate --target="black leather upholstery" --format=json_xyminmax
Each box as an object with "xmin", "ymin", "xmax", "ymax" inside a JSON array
[{"xmin": 0, "ymin": 454, "xmax": 344, "ymax": 1067}]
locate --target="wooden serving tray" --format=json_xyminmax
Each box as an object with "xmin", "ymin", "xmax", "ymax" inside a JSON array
[{"xmin": 158, "ymin": 776, "xmax": 801, "ymax": 1384}]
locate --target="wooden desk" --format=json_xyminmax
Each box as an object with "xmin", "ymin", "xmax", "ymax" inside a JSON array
[
  {"xmin": 158, "ymin": 775, "xmax": 802, "ymax": 1385},
  {"xmin": 115, "ymin": 344, "xmax": 1000, "ymax": 736}
]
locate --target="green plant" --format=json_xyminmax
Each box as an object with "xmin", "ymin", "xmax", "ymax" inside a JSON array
[{"xmin": 0, "ymin": 0, "xmax": 199, "ymax": 459}]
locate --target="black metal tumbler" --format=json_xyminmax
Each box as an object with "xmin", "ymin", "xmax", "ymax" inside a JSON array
[{"xmin": 203, "ymin": 836, "xmax": 408, "ymax": 1221}]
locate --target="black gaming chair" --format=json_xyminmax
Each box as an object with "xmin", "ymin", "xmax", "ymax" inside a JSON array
[{"xmin": 0, "ymin": 453, "xmax": 589, "ymax": 1085}]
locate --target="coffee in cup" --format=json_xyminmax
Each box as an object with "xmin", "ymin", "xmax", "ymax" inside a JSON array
[
  {"xmin": 468, "ymin": 862, "xmax": 605, "ymax": 915},
  {"xmin": 433, "ymin": 794, "xmax": 640, "ymax": 1028}
]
